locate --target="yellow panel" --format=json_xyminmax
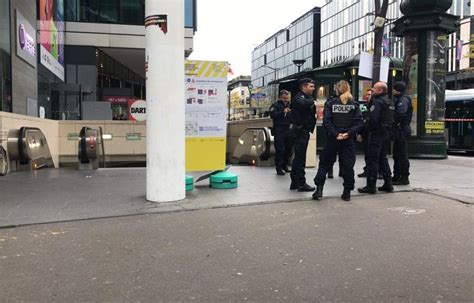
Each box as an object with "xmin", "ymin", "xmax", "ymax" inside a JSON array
[
  {"xmin": 186, "ymin": 137, "xmax": 226, "ymax": 171},
  {"xmin": 196, "ymin": 61, "xmax": 210, "ymax": 77}
]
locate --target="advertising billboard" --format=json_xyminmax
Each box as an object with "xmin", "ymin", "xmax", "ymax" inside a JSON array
[
  {"xmin": 39, "ymin": 0, "xmax": 65, "ymax": 81},
  {"xmin": 15, "ymin": 10, "xmax": 37, "ymax": 68}
]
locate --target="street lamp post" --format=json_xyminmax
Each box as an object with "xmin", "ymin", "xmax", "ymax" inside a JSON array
[
  {"xmin": 292, "ymin": 59, "xmax": 306, "ymax": 73},
  {"xmin": 262, "ymin": 65, "xmax": 278, "ymax": 84}
]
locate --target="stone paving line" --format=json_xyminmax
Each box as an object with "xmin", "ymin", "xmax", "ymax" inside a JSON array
[{"xmin": 0, "ymin": 155, "xmax": 472, "ymax": 227}]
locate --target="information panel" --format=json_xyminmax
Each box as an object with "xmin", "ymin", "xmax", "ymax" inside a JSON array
[{"xmin": 185, "ymin": 60, "xmax": 228, "ymax": 171}]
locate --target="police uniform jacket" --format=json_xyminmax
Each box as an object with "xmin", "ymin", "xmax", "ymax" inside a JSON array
[
  {"xmin": 323, "ymin": 97, "xmax": 364, "ymax": 139},
  {"xmin": 367, "ymin": 93, "xmax": 393, "ymax": 131},
  {"xmin": 290, "ymin": 91, "xmax": 317, "ymax": 133},
  {"xmin": 394, "ymin": 94, "xmax": 412, "ymax": 126},
  {"xmin": 269, "ymin": 100, "xmax": 291, "ymax": 131}
]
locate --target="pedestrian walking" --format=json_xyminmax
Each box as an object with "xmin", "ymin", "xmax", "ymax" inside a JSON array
[
  {"xmin": 391, "ymin": 81, "xmax": 413, "ymax": 185},
  {"xmin": 289, "ymin": 78, "xmax": 317, "ymax": 192},
  {"xmin": 269, "ymin": 90, "xmax": 294, "ymax": 175},
  {"xmin": 358, "ymin": 82, "xmax": 395, "ymax": 194},
  {"xmin": 313, "ymin": 80, "xmax": 364, "ymax": 201}
]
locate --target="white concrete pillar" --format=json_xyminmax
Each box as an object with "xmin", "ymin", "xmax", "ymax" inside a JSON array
[{"xmin": 145, "ymin": 0, "xmax": 185, "ymax": 202}]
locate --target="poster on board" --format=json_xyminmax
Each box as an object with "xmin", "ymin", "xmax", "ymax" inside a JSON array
[
  {"xmin": 184, "ymin": 60, "xmax": 229, "ymax": 171},
  {"xmin": 39, "ymin": 0, "xmax": 64, "ymax": 81}
]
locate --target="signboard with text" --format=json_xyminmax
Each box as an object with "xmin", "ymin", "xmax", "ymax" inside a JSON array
[
  {"xmin": 184, "ymin": 60, "xmax": 228, "ymax": 171},
  {"xmin": 15, "ymin": 10, "xmax": 36, "ymax": 68}
]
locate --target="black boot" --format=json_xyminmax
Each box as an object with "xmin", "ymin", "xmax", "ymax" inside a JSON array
[
  {"xmin": 290, "ymin": 182, "xmax": 298, "ymax": 190},
  {"xmin": 298, "ymin": 183, "xmax": 315, "ymax": 192},
  {"xmin": 341, "ymin": 188, "xmax": 351, "ymax": 201},
  {"xmin": 358, "ymin": 179, "xmax": 376, "ymax": 194},
  {"xmin": 312, "ymin": 185, "xmax": 323, "ymax": 200},
  {"xmin": 393, "ymin": 176, "xmax": 410, "ymax": 185},
  {"xmin": 276, "ymin": 169, "xmax": 285, "ymax": 176},
  {"xmin": 378, "ymin": 179, "xmax": 394, "ymax": 193},
  {"xmin": 283, "ymin": 166, "xmax": 291, "ymax": 173},
  {"xmin": 357, "ymin": 171, "xmax": 367, "ymax": 178},
  {"xmin": 358, "ymin": 186, "xmax": 376, "ymax": 194},
  {"xmin": 392, "ymin": 175, "xmax": 401, "ymax": 182}
]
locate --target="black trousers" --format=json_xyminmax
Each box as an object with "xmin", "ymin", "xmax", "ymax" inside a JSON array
[
  {"xmin": 290, "ymin": 129, "xmax": 310, "ymax": 185},
  {"xmin": 314, "ymin": 138, "xmax": 356, "ymax": 190},
  {"xmin": 393, "ymin": 125, "xmax": 411, "ymax": 177},
  {"xmin": 367, "ymin": 130, "xmax": 392, "ymax": 186},
  {"xmin": 361, "ymin": 131, "xmax": 369, "ymax": 172},
  {"xmin": 274, "ymin": 128, "xmax": 294, "ymax": 171}
]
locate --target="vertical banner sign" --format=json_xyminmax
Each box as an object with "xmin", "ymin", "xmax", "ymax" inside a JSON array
[
  {"xmin": 424, "ymin": 32, "xmax": 447, "ymax": 136},
  {"xmin": 403, "ymin": 33, "xmax": 418, "ymax": 135},
  {"xmin": 185, "ymin": 61, "xmax": 228, "ymax": 171},
  {"xmin": 39, "ymin": 0, "xmax": 65, "ymax": 81}
]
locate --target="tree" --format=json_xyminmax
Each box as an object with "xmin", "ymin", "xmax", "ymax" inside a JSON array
[{"xmin": 372, "ymin": 0, "xmax": 389, "ymax": 84}]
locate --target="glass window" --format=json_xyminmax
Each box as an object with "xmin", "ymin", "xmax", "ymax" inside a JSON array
[
  {"xmin": 120, "ymin": 0, "xmax": 144, "ymax": 25},
  {"xmin": 100, "ymin": 0, "xmax": 119, "ymax": 23},
  {"xmin": 184, "ymin": 0, "xmax": 194, "ymax": 28},
  {"xmin": 80, "ymin": 0, "xmax": 99, "ymax": 22},
  {"xmin": 65, "ymin": 0, "xmax": 79, "ymax": 21}
]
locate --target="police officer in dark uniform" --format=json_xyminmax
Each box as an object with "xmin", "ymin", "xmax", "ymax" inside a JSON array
[
  {"xmin": 356, "ymin": 89, "xmax": 372, "ymax": 177},
  {"xmin": 392, "ymin": 81, "xmax": 413, "ymax": 185},
  {"xmin": 313, "ymin": 80, "xmax": 364, "ymax": 201},
  {"xmin": 289, "ymin": 78, "xmax": 316, "ymax": 192},
  {"xmin": 358, "ymin": 82, "xmax": 394, "ymax": 194},
  {"xmin": 269, "ymin": 90, "xmax": 293, "ymax": 175}
]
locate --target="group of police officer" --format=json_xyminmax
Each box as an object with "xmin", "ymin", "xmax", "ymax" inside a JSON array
[{"xmin": 269, "ymin": 78, "xmax": 412, "ymax": 201}]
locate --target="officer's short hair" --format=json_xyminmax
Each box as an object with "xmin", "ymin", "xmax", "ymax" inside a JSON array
[
  {"xmin": 297, "ymin": 78, "xmax": 314, "ymax": 89},
  {"xmin": 279, "ymin": 90, "xmax": 290, "ymax": 97}
]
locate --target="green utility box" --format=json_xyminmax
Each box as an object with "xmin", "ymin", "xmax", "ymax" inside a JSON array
[
  {"xmin": 210, "ymin": 171, "xmax": 238, "ymax": 189},
  {"xmin": 186, "ymin": 175, "xmax": 194, "ymax": 191}
]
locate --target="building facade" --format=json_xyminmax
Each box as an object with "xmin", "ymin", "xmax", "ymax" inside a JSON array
[
  {"xmin": 320, "ymin": 0, "xmax": 473, "ymax": 88},
  {"xmin": 251, "ymin": 7, "xmax": 321, "ymax": 88},
  {"xmin": 0, "ymin": 0, "xmax": 197, "ymax": 120},
  {"xmin": 0, "ymin": 0, "xmax": 12, "ymax": 113}
]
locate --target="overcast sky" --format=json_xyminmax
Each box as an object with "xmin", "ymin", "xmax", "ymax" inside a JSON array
[{"xmin": 188, "ymin": 0, "xmax": 327, "ymax": 79}]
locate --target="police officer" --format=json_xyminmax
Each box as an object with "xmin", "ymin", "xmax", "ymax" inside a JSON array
[
  {"xmin": 356, "ymin": 89, "xmax": 372, "ymax": 178},
  {"xmin": 270, "ymin": 90, "xmax": 293, "ymax": 175},
  {"xmin": 313, "ymin": 80, "xmax": 364, "ymax": 201},
  {"xmin": 289, "ymin": 78, "xmax": 316, "ymax": 192},
  {"xmin": 392, "ymin": 81, "xmax": 413, "ymax": 185},
  {"xmin": 358, "ymin": 82, "xmax": 394, "ymax": 194}
]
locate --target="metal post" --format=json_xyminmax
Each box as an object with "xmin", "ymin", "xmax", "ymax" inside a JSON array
[
  {"xmin": 145, "ymin": 0, "xmax": 185, "ymax": 202},
  {"xmin": 372, "ymin": 0, "xmax": 389, "ymax": 84}
]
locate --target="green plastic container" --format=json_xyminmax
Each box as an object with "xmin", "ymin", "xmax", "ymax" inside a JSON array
[
  {"xmin": 210, "ymin": 171, "xmax": 238, "ymax": 189},
  {"xmin": 186, "ymin": 175, "xmax": 194, "ymax": 191}
]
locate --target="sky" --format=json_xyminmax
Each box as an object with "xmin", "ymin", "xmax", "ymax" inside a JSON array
[{"xmin": 188, "ymin": 0, "xmax": 327, "ymax": 79}]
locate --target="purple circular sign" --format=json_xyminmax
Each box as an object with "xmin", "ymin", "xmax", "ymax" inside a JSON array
[{"xmin": 18, "ymin": 24, "xmax": 26, "ymax": 49}]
